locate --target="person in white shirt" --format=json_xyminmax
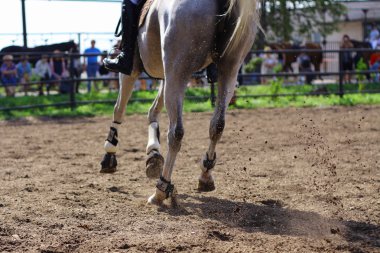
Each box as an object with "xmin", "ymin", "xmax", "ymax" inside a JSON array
[
  {"xmin": 261, "ymin": 47, "xmax": 278, "ymax": 84},
  {"xmin": 369, "ymin": 23, "xmax": 379, "ymax": 49},
  {"xmin": 34, "ymin": 55, "xmax": 52, "ymax": 96}
]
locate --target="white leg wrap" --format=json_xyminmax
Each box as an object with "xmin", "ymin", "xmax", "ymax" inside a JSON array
[
  {"xmin": 104, "ymin": 122, "xmax": 120, "ymax": 153},
  {"xmin": 104, "ymin": 141, "xmax": 118, "ymax": 153},
  {"xmin": 146, "ymin": 122, "xmax": 160, "ymax": 154}
]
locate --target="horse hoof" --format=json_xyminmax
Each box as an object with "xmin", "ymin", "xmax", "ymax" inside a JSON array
[
  {"xmin": 146, "ymin": 151, "xmax": 164, "ymax": 179},
  {"xmin": 100, "ymin": 153, "xmax": 117, "ymax": 173},
  {"xmin": 147, "ymin": 194, "xmax": 179, "ymax": 208},
  {"xmin": 147, "ymin": 187, "xmax": 178, "ymax": 207},
  {"xmin": 147, "ymin": 195, "xmax": 161, "ymax": 206},
  {"xmin": 147, "ymin": 194, "xmax": 164, "ymax": 206},
  {"xmin": 198, "ymin": 180, "xmax": 216, "ymax": 192}
]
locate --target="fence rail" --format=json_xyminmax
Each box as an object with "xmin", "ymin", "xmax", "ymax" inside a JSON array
[{"xmin": 1, "ymin": 48, "xmax": 380, "ymax": 112}]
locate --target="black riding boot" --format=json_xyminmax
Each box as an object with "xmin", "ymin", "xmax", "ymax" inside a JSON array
[{"xmin": 103, "ymin": 0, "xmax": 141, "ymax": 75}]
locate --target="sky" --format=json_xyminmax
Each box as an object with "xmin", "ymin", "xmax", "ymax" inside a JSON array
[{"xmin": 0, "ymin": 0, "xmax": 122, "ymax": 52}]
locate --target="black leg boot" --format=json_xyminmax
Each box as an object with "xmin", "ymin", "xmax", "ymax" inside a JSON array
[{"xmin": 103, "ymin": 0, "xmax": 141, "ymax": 75}]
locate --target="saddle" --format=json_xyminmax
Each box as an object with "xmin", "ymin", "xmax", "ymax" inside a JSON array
[{"xmin": 139, "ymin": 0, "xmax": 155, "ymax": 28}]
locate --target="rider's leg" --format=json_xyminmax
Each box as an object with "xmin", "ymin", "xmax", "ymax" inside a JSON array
[{"xmin": 103, "ymin": 0, "xmax": 144, "ymax": 75}]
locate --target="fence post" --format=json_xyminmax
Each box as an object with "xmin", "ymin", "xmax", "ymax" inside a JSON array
[
  {"xmin": 68, "ymin": 52, "xmax": 76, "ymax": 111},
  {"xmin": 338, "ymin": 48, "xmax": 344, "ymax": 98},
  {"xmin": 206, "ymin": 63, "xmax": 218, "ymax": 107},
  {"xmin": 210, "ymin": 82, "xmax": 216, "ymax": 107}
]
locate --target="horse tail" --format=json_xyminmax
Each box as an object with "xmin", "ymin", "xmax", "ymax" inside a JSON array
[{"xmin": 222, "ymin": 0, "xmax": 259, "ymax": 56}]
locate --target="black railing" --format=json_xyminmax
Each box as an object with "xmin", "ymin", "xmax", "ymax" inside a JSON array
[{"xmin": 0, "ymin": 48, "xmax": 380, "ymax": 111}]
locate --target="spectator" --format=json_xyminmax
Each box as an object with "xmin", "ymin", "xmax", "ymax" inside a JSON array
[
  {"xmin": 340, "ymin": 35, "xmax": 354, "ymax": 84},
  {"xmin": 1, "ymin": 55, "xmax": 18, "ymax": 97},
  {"xmin": 83, "ymin": 39, "xmax": 101, "ymax": 92},
  {"xmin": 34, "ymin": 54, "xmax": 52, "ymax": 95},
  {"xmin": 369, "ymin": 23, "xmax": 380, "ymax": 49},
  {"xmin": 298, "ymin": 52, "xmax": 313, "ymax": 84},
  {"xmin": 50, "ymin": 50, "xmax": 69, "ymax": 94},
  {"xmin": 69, "ymin": 43, "xmax": 82, "ymax": 93},
  {"xmin": 261, "ymin": 46, "xmax": 278, "ymax": 84},
  {"xmin": 99, "ymin": 51, "xmax": 111, "ymax": 89},
  {"xmin": 16, "ymin": 55, "xmax": 32, "ymax": 95},
  {"xmin": 369, "ymin": 46, "xmax": 380, "ymax": 82}
]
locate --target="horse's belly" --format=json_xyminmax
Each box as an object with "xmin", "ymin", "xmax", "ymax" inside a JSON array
[
  {"xmin": 138, "ymin": 6, "xmax": 164, "ymax": 79},
  {"xmin": 138, "ymin": 40, "xmax": 164, "ymax": 79}
]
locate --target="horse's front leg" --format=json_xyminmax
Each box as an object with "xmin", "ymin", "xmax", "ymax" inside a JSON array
[
  {"xmin": 145, "ymin": 80, "xmax": 165, "ymax": 179},
  {"xmin": 100, "ymin": 71, "xmax": 140, "ymax": 173}
]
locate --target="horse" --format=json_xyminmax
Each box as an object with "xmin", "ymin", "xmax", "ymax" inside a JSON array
[
  {"xmin": 0, "ymin": 41, "xmax": 76, "ymax": 65},
  {"xmin": 350, "ymin": 40, "xmax": 372, "ymax": 66},
  {"xmin": 268, "ymin": 42, "xmax": 323, "ymax": 76},
  {"xmin": 349, "ymin": 40, "xmax": 373, "ymax": 80},
  {"xmin": 100, "ymin": 0, "xmax": 259, "ymax": 206}
]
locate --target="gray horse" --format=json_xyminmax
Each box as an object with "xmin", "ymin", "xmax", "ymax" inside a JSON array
[{"xmin": 101, "ymin": 0, "xmax": 259, "ymax": 206}]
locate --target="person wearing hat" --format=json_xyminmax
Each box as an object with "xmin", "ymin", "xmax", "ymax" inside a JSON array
[
  {"xmin": 261, "ymin": 46, "xmax": 278, "ymax": 84},
  {"xmin": 1, "ymin": 55, "xmax": 18, "ymax": 97},
  {"xmin": 16, "ymin": 55, "xmax": 32, "ymax": 95}
]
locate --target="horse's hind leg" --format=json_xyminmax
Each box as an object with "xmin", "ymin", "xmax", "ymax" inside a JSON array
[
  {"xmin": 198, "ymin": 67, "xmax": 238, "ymax": 191},
  {"xmin": 145, "ymin": 80, "xmax": 165, "ymax": 179},
  {"xmin": 148, "ymin": 73, "xmax": 190, "ymax": 206},
  {"xmin": 100, "ymin": 70, "xmax": 141, "ymax": 173}
]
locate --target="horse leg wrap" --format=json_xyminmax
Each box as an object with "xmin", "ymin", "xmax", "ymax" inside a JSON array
[
  {"xmin": 101, "ymin": 122, "xmax": 120, "ymax": 173},
  {"xmin": 156, "ymin": 176, "xmax": 175, "ymax": 199},
  {"xmin": 146, "ymin": 122, "xmax": 160, "ymax": 154},
  {"xmin": 104, "ymin": 123, "xmax": 119, "ymax": 153},
  {"xmin": 198, "ymin": 153, "xmax": 216, "ymax": 192},
  {"xmin": 146, "ymin": 150, "xmax": 164, "ymax": 179},
  {"xmin": 201, "ymin": 152, "xmax": 217, "ymax": 172}
]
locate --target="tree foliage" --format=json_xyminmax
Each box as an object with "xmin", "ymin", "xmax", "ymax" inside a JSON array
[{"xmin": 261, "ymin": 0, "xmax": 347, "ymax": 41}]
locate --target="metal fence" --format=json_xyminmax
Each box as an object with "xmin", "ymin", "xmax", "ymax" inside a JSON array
[{"xmin": 1, "ymin": 47, "xmax": 380, "ymax": 112}]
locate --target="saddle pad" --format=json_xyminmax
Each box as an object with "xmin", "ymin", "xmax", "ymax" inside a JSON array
[{"xmin": 139, "ymin": 0, "xmax": 155, "ymax": 28}]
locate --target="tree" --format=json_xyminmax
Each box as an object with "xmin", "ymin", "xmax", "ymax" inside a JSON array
[{"xmin": 261, "ymin": 0, "xmax": 346, "ymax": 42}]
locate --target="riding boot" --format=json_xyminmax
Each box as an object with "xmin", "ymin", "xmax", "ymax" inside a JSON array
[{"xmin": 103, "ymin": 0, "xmax": 141, "ymax": 75}]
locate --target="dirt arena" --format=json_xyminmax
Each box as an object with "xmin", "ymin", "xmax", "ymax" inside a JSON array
[{"xmin": 0, "ymin": 106, "xmax": 379, "ymax": 253}]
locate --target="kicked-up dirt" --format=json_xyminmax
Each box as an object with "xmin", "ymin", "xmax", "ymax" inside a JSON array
[{"xmin": 0, "ymin": 106, "xmax": 379, "ymax": 252}]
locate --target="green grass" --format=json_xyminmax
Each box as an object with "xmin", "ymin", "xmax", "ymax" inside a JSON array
[{"xmin": 1, "ymin": 84, "xmax": 380, "ymax": 120}]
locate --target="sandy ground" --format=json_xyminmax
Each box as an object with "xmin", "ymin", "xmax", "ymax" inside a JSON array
[{"xmin": 0, "ymin": 106, "xmax": 379, "ymax": 253}]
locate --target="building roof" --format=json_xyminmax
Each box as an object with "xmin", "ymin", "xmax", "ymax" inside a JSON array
[{"xmin": 343, "ymin": 1, "xmax": 380, "ymax": 22}]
